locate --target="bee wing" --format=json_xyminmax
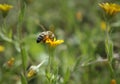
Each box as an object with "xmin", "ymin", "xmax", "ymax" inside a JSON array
[
  {"xmin": 37, "ymin": 23, "xmax": 47, "ymax": 31},
  {"xmin": 49, "ymin": 24, "xmax": 55, "ymax": 34}
]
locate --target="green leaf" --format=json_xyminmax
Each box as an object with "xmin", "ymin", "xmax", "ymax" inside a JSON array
[
  {"xmin": 0, "ymin": 31, "xmax": 12, "ymax": 43},
  {"xmin": 20, "ymin": 43, "xmax": 28, "ymax": 71},
  {"xmin": 109, "ymin": 41, "xmax": 113, "ymax": 63},
  {"xmin": 63, "ymin": 69, "xmax": 70, "ymax": 84},
  {"xmin": 105, "ymin": 39, "xmax": 109, "ymax": 56},
  {"xmin": 8, "ymin": 29, "xmax": 13, "ymax": 39},
  {"xmin": 45, "ymin": 71, "xmax": 51, "ymax": 81},
  {"xmin": 105, "ymin": 40, "xmax": 113, "ymax": 63},
  {"xmin": 21, "ymin": 73, "xmax": 27, "ymax": 84},
  {"xmin": 19, "ymin": 1, "xmax": 26, "ymax": 23}
]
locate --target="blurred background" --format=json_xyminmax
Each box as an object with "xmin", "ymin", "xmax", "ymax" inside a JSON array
[{"xmin": 0, "ymin": 0, "xmax": 120, "ymax": 84}]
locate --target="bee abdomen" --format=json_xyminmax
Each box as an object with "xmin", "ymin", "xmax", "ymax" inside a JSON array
[{"xmin": 36, "ymin": 35, "xmax": 43, "ymax": 43}]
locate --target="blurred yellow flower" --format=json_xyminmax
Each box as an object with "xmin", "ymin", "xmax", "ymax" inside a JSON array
[
  {"xmin": 100, "ymin": 21, "xmax": 110, "ymax": 31},
  {"xmin": 100, "ymin": 21, "xmax": 107, "ymax": 31},
  {"xmin": 0, "ymin": 4, "xmax": 13, "ymax": 17},
  {"xmin": 76, "ymin": 11, "xmax": 83, "ymax": 21},
  {"xmin": 46, "ymin": 38, "xmax": 64, "ymax": 47},
  {"xmin": 0, "ymin": 45, "xmax": 5, "ymax": 52},
  {"xmin": 111, "ymin": 79, "xmax": 116, "ymax": 84},
  {"xmin": 27, "ymin": 61, "xmax": 45, "ymax": 78},
  {"xmin": 0, "ymin": 4, "xmax": 13, "ymax": 12},
  {"xmin": 27, "ymin": 69, "xmax": 36, "ymax": 78},
  {"xmin": 99, "ymin": 3, "xmax": 120, "ymax": 16},
  {"xmin": 7, "ymin": 57, "xmax": 15, "ymax": 67}
]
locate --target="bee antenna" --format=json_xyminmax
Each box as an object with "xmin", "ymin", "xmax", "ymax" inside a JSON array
[{"xmin": 39, "ymin": 24, "xmax": 46, "ymax": 31}]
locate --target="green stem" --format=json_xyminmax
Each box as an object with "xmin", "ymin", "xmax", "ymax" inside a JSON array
[
  {"xmin": 48, "ymin": 46, "xmax": 54, "ymax": 71},
  {"xmin": 105, "ymin": 19, "xmax": 115, "ymax": 78},
  {"xmin": 17, "ymin": 0, "xmax": 28, "ymax": 83},
  {"xmin": 108, "ymin": 62, "xmax": 114, "ymax": 78},
  {"xmin": 106, "ymin": 21, "xmax": 110, "ymax": 59},
  {"xmin": 47, "ymin": 46, "xmax": 57, "ymax": 84}
]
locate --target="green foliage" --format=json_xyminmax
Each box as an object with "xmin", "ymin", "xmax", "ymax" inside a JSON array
[
  {"xmin": 21, "ymin": 73, "xmax": 28, "ymax": 84},
  {"xmin": 0, "ymin": 0, "xmax": 120, "ymax": 84},
  {"xmin": 20, "ymin": 43, "xmax": 28, "ymax": 71}
]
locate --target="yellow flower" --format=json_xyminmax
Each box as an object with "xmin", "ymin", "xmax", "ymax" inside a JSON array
[
  {"xmin": 100, "ymin": 21, "xmax": 110, "ymax": 31},
  {"xmin": 76, "ymin": 11, "xmax": 83, "ymax": 21},
  {"xmin": 46, "ymin": 38, "xmax": 64, "ymax": 47},
  {"xmin": 99, "ymin": 3, "xmax": 120, "ymax": 16},
  {"xmin": 27, "ymin": 69, "xmax": 36, "ymax": 78},
  {"xmin": 7, "ymin": 57, "xmax": 15, "ymax": 67},
  {"xmin": 0, "ymin": 45, "xmax": 5, "ymax": 52},
  {"xmin": 27, "ymin": 61, "xmax": 45, "ymax": 78},
  {"xmin": 0, "ymin": 4, "xmax": 13, "ymax": 12},
  {"xmin": 100, "ymin": 21, "xmax": 107, "ymax": 31},
  {"xmin": 0, "ymin": 4, "xmax": 13, "ymax": 17},
  {"xmin": 111, "ymin": 79, "xmax": 116, "ymax": 84}
]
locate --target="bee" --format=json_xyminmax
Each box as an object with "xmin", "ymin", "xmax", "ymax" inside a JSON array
[{"xmin": 36, "ymin": 31, "xmax": 55, "ymax": 43}]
